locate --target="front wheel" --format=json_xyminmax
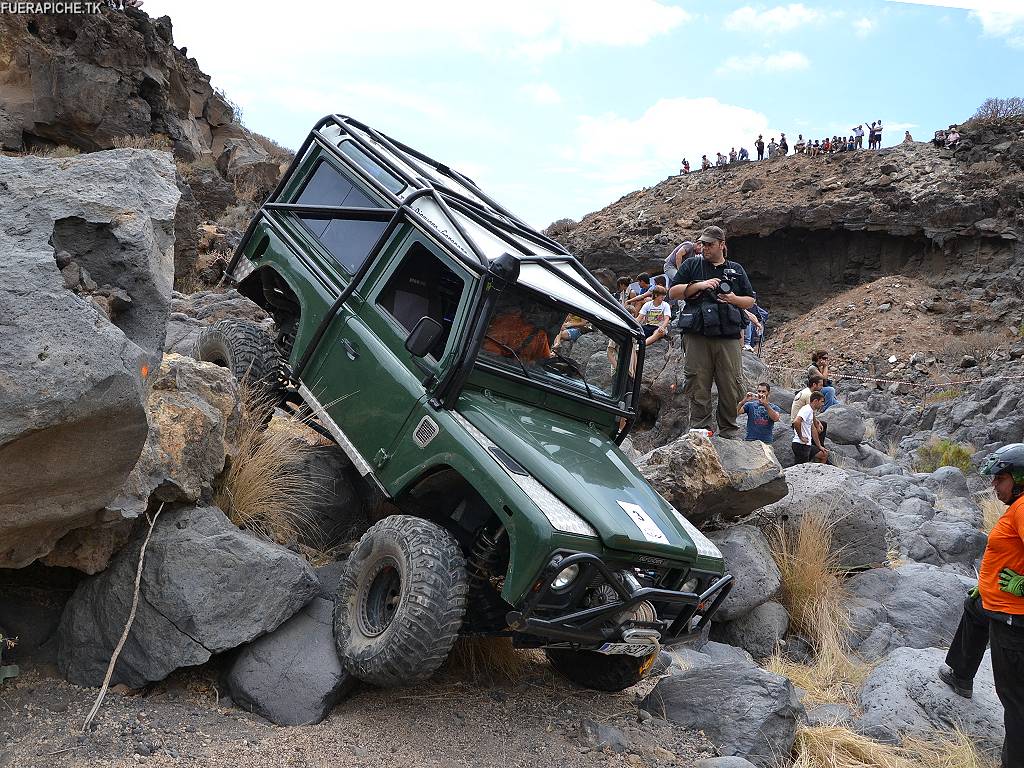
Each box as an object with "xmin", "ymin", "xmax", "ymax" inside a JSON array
[
  {"xmin": 545, "ymin": 648, "xmax": 658, "ymax": 692},
  {"xmin": 333, "ymin": 515, "xmax": 468, "ymax": 687}
]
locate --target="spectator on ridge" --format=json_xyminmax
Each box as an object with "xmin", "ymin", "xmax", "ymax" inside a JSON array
[
  {"xmin": 756, "ymin": 134, "xmax": 765, "ymax": 161},
  {"xmin": 729, "ymin": 147, "xmax": 737, "ymax": 163},
  {"xmin": 701, "ymin": 155, "xmax": 711, "ymax": 171},
  {"xmin": 768, "ymin": 137, "xmax": 779, "ymax": 159},
  {"xmin": 738, "ymin": 147, "xmax": 750, "ymax": 161},
  {"xmin": 904, "ymin": 130, "xmax": 914, "ymax": 143},
  {"xmin": 874, "ymin": 119, "xmax": 883, "ymax": 147},
  {"xmin": 716, "ymin": 152, "xmax": 728, "ymax": 167},
  {"xmin": 779, "ymin": 133, "xmax": 789, "ymax": 155},
  {"xmin": 854, "ymin": 124, "xmax": 865, "ymax": 149},
  {"xmin": 847, "ymin": 135, "xmax": 856, "ymax": 151},
  {"xmin": 637, "ymin": 285, "xmax": 672, "ymax": 347},
  {"xmin": 946, "ymin": 126, "xmax": 961, "ymax": 149},
  {"xmin": 792, "ymin": 391, "xmax": 828, "ymax": 464},
  {"xmin": 681, "ymin": 158, "xmax": 690, "ymax": 174},
  {"xmin": 794, "ymin": 135, "xmax": 805, "ymax": 154},
  {"xmin": 738, "ymin": 382, "xmax": 782, "ymax": 444},
  {"xmin": 822, "ymin": 137, "xmax": 831, "ymax": 154}
]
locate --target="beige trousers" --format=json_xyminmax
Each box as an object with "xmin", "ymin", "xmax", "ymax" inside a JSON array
[{"xmin": 682, "ymin": 333, "xmax": 743, "ymax": 438}]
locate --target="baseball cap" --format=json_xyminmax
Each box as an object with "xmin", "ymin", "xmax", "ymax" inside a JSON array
[{"xmin": 698, "ymin": 226, "xmax": 726, "ymax": 244}]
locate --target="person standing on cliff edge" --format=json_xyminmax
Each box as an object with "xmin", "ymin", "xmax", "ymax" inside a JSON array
[
  {"xmin": 940, "ymin": 443, "xmax": 1024, "ymax": 768},
  {"xmin": 669, "ymin": 225, "xmax": 755, "ymax": 439}
]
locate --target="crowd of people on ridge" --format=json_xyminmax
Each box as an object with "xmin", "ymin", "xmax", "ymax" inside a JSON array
[{"xmin": 681, "ymin": 121, "xmax": 890, "ymax": 174}]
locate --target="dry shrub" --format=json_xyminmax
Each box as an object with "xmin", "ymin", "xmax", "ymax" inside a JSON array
[
  {"xmin": 216, "ymin": 202, "xmax": 257, "ymax": 231},
  {"xmin": 28, "ymin": 144, "xmax": 81, "ymax": 158},
  {"xmin": 885, "ymin": 437, "xmax": 903, "ymax": 460},
  {"xmin": 970, "ymin": 96, "xmax": 1024, "ymax": 123},
  {"xmin": 792, "ymin": 724, "xmax": 997, "ymax": 768},
  {"xmin": 924, "ymin": 388, "xmax": 963, "ymax": 406},
  {"xmin": 234, "ymin": 175, "xmax": 263, "ymax": 204},
  {"xmin": 863, "ymin": 420, "xmax": 877, "ymax": 442},
  {"xmin": 543, "ymin": 217, "xmax": 577, "ymax": 237},
  {"xmin": 941, "ymin": 331, "xmax": 1005, "ymax": 363},
  {"xmin": 251, "ymin": 131, "xmax": 294, "ymax": 163},
  {"xmin": 977, "ymin": 490, "xmax": 1004, "ymax": 534},
  {"xmin": 111, "ymin": 133, "xmax": 173, "ymax": 151},
  {"xmin": 446, "ymin": 637, "xmax": 542, "ymax": 684},
  {"xmin": 214, "ymin": 382, "xmax": 321, "ymax": 547}
]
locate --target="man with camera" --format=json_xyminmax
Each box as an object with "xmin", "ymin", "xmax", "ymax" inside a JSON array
[
  {"xmin": 669, "ymin": 225, "xmax": 755, "ymax": 439},
  {"xmin": 738, "ymin": 383, "xmax": 782, "ymax": 444}
]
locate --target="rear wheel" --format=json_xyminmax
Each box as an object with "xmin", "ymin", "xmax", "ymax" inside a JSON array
[
  {"xmin": 333, "ymin": 515, "xmax": 468, "ymax": 687},
  {"xmin": 545, "ymin": 648, "xmax": 658, "ymax": 692},
  {"xmin": 193, "ymin": 319, "xmax": 281, "ymax": 417}
]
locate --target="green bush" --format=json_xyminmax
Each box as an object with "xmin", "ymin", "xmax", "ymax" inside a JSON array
[{"xmin": 913, "ymin": 437, "xmax": 973, "ymax": 473}]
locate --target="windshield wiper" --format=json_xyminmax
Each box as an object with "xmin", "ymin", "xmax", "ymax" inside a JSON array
[
  {"xmin": 483, "ymin": 335, "xmax": 530, "ymax": 379},
  {"xmin": 547, "ymin": 352, "xmax": 594, "ymax": 399}
]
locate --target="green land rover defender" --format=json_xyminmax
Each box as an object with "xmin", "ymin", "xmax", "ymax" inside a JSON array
[{"xmin": 206, "ymin": 114, "xmax": 732, "ymax": 692}]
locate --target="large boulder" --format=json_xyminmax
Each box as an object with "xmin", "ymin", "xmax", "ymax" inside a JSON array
[
  {"xmin": 0, "ymin": 150, "xmax": 178, "ymax": 568},
  {"xmin": 108, "ymin": 354, "xmax": 241, "ymax": 521},
  {"xmin": 845, "ymin": 563, "xmax": 970, "ymax": 660},
  {"xmin": 819, "ymin": 405, "xmax": 866, "ymax": 445},
  {"xmin": 759, "ymin": 464, "xmax": 888, "ymax": 569},
  {"xmin": 224, "ymin": 596, "xmax": 354, "ymax": 726},
  {"xmin": 710, "ymin": 601, "xmax": 789, "ymax": 661},
  {"xmin": 57, "ymin": 505, "xmax": 318, "ymax": 688},
  {"xmin": 857, "ymin": 646, "xmax": 1003, "ymax": 750},
  {"xmin": 639, "ymin": 434, "xmax": 788, "ymax": 529},
  {"xmin": 707, "ymin": 526, "xmax": 782, "ymax": 621},
  {"xmin": 641, "ymin": 660, "xmax": 804, "ymax": 767}
]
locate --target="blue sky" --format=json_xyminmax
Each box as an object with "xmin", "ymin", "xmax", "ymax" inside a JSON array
[{"xmin": 142, "ymin": 1, "xmax": 1024, "ymax": 228}]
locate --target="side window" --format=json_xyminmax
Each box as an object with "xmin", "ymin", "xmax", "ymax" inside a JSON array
[
  {"xmin": 294, "ymin": 160, "xmax": 388, "ymax": 274},
  {"xmin": 376, "ymin": 243, "xmax": 465, "ymax": 359}
]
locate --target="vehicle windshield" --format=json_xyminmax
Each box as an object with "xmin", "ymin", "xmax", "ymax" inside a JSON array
[{"xmin": 475, "ymin": 286, "xmax": 633, "ymax": 404}]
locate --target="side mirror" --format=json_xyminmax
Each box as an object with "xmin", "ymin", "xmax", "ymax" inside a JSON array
[{"xmin": 405, "ymin": 316, "xmax": 444, "ymax": 358}]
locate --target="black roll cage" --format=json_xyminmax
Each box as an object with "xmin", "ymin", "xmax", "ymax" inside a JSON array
[{"xmin": 225, "ymin": 114, "xmax": 645, "ymax": 442}]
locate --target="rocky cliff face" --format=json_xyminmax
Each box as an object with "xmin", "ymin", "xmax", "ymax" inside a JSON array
[{"xmin": 557, "ymin": 119, "xmax": 1024, "ymax": 326}]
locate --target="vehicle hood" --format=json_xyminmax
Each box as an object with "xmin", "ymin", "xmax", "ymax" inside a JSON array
[{"xmin": 458, "ymin": 391, "xmax": 714, "ymax": 562}]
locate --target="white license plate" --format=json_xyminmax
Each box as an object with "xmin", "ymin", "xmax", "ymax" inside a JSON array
[{"xmin": 597, "ymin": 642, "xmax": 656, "ymax": 657}]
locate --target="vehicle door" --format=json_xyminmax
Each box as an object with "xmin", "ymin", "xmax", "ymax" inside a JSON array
[{"xmin": 301, "ymin": 232, "xmax": 471, "ymax": 478}]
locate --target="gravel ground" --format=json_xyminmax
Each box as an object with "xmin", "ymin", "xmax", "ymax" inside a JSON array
[{"xmin": 0, "ymin": 658, "xmax": 713, "ymax": 768}]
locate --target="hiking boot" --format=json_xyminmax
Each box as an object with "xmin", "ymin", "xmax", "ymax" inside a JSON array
[{"xmin": 938, "ymin": 664, "xmax": 973, "ymax": 698}]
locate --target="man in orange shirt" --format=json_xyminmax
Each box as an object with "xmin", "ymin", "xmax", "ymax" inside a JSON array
[{"xmin": 940, "ymin": 443, "xmax": 1024, "ymax": 768}]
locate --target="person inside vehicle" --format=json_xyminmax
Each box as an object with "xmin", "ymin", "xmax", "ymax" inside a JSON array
[
  {"xmin": 482, "ymin": 308, "xmax": 552, "ymax": 364},
  {"xmin": 939, "ymin": 444, "xmax": 1024, "ymax": 768}
]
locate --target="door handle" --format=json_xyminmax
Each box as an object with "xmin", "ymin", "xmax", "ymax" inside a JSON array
[{"xmin": 340, "ymin": 338, "xmax": 359, "ymax": 360}]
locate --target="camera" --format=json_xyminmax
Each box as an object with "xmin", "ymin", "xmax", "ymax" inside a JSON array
[{"xmin": 717, "ymin": 268, "xmax": 741, "ymax": 295}]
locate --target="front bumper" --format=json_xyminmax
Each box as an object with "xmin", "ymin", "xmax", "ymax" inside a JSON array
[{"xmin": 506, "ymin": 552, "xmax": 733, "ymax": 649}]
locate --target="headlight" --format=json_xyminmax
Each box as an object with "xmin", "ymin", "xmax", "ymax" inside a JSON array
[
  {"xmin": 681, "ymin": 577, "xmax": 700, "ymax": 594},
  {"xmin": 552, "ymin": 563, "xmax": 580, "ymax": 590},
  {"xmin": 670, "ymin": 507, "xmax": 723, "ymax": 560}
]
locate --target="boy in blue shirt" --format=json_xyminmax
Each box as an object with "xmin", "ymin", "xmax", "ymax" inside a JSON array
[{"xmin": 738, "ymin": 382, "xmax": 782, "ymax": 443}]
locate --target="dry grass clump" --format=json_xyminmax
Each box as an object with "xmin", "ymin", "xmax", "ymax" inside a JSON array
[
  {"xmin": 941, "ymin": 331, "xmax": 1005, "ymax": 363},
  {"xmin": 766, "ymin": 510, "xmax": 870, "ymax": 705},
  {"xmin": 251, "ymin": 131, "xmax": 295, "ymax": 163},
  {"xmin": 977, "ymin": 489, "xmax": 1004, "ymax": 534},
  {"xmin": 791, "ymin": 724, "xmax": 996, "ymax": 768},
  {"xmin": 885, "ymin": 436, "xmax": 903, "ymax": 460},
  {"xmin": 111, "ymin": 133, "xmax": 173, "ymax": 151},
  {"xmin": 214, "ymin": 382, "xmax": 320, "ymax": 547},
  {"xmin": 446, "ymin": 637, "xmax": 543, "ymax": 685}
]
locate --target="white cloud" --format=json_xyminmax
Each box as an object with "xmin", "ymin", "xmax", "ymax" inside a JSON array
[
  {"xmin": 519, "ymin": 83, "xmax": 563, "ymax": 105},
  {"xmin": 716, "ymin": 51, "xmax": 810, "ymax": 76},
  {"xmin": 854, "ymin": 17, "xmax": 876, "ymax": 35},
  {"xmin": 885, "ymin": 0, "xmax": 1024, "ymax": 46},
  {"xmin": 557, "ymin": 97, "xmax": 776, "ymax": 192},
  {"xmin": 724, "ymin": 4, "xmax": 826, "ymax": 34}
]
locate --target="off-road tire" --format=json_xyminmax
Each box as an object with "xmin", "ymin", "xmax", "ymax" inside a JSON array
[
  {"xmin": 545, "ymin": 648, "xmax": 658, "ymax": 692},
  {"xmin": 193, "ymin": 319, "xmax": 281, "ymax": 415},
  {"xmin": 333, "ymin": 515, "xmax": 468, "ymax": 687}
]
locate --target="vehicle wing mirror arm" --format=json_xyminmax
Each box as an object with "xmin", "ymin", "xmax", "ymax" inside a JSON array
[{"xmin": 435, "ymin": 253, "xmax": 520, "ymax": 409}]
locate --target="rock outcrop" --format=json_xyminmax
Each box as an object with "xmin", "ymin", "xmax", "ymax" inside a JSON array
[{"xmin": 0, "ymin": 150, "xmax": 178, "ymax": 569}]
